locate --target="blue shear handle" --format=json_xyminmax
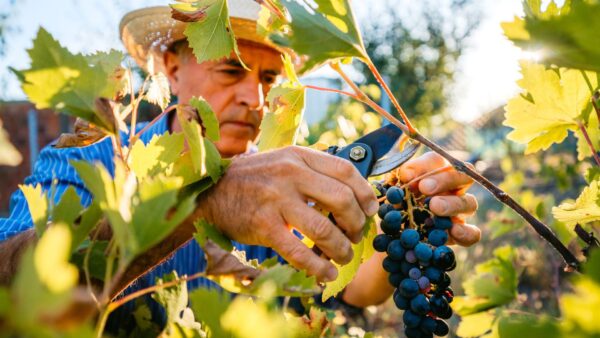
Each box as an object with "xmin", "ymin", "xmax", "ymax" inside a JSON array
[{"xmin": 329, "ymin": 142, "xmax": 375, "ymax": 178}]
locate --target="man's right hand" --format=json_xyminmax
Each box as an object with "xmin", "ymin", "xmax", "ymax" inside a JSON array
[{"xmin": 195, "ymin": 146, "xmax": 379, "ymax": 282}]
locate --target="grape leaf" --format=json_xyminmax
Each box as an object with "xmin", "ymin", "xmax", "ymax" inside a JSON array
[
  {"xmin": 586, "ymin": 167, "xmax": 600, "ymax": 184},
  {"xmin": 453, "ymin": 246, "xmax": 518, "ymax": 316},
  {"xmin": 34, "ymin": 224, "xmax": 78, "ymax": 293},
  {"xmin": 0, "ymin": 120, "xmax": 21, "ymax": 166},
  {"xmin": 575, "ymin": 107, "xmax": 600, "ymax": 161},
  {"xmin": 70, "ymin": 240, "xmax": 111, "ymax": 281},
  {"xmin": 190, "ymin": 96, "xmax": 220, "ymax": 142},
  {"xmin": 502, "ymin": 0, "xmax": 600, "ymax": 73},
  {"xmin": 257, "ymin": 0, "xmax": 286, "ymax": 37},
  {"xmin": 171, "ymin": 0, "xmax": 246, "ymax": 68},
  {"xmin": 504, "ymin": 62, "xmax": 598, "ymax": 155},
  {"xmin": 456, "ymin": 311, "xmax": 497, "ymax": 338},
  {"xmin": 14, "ymin": 28, "xmax": 125, "ymax": 134},
  {"xmin": 146, "ymin": 72, "xmax": 171, "ymax": 110},
  {"xmin": 553, "ymin": 179, "xmax": 600, "ymax": 227},
  {"xmin": 322, "ymin": 216, "xmax": 377, "ymax": 301},
  {"xmin": 189, "ymin": 288, "xmax": 232, "ymax": 338},
  {"xmin": 19, "ymin": 184, "xmax": 49, "ymax": 237},
  {"xmin": 52, "ymin": 186, "xmax": 83, "ymax": 226},
  {"xmin": 258, "ymin": 54, "xmax": 305, "ymax": 151},
  {"xmin": 152, "ymin": 272, "xmax": 204, "ymax": 338},
  {"xmin": 276, "ymin": 0, "xmax": 367, "ymax": 73},
  {"xmin": 193, "ymin": 219, "xmax": 233, "ymax": 251},
  {"xmin": 128, "ymin": 132, "xmax": 185, "ymax": 180}
]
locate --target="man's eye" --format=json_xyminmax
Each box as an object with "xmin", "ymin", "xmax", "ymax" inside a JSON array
[
  {"xmin": 220, "ymin": 69, "xmax": 242, "ymax": 76},
  {"xmin": 262, "ymin": 75, "xmax": 277, "ymax": 85}
]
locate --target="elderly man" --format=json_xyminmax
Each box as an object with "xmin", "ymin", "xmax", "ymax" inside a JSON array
[{"xmin": 0, "ymin": 0, "xmax": 480, "ymax": 328}]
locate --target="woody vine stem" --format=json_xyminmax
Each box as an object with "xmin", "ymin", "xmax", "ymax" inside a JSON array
[{"xmin": 311, "ymin": 61, "xmax": 582, "ymax": 271}]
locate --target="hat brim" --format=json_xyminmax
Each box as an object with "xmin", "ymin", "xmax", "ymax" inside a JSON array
[{"xmin": 120, "ymin": 6, "xmax": 294, "ymax": 74}]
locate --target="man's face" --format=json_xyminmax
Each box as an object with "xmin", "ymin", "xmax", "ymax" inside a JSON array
[{"xmin": 165, "ymin": 41, "xmax": 284, "ymax": 158}]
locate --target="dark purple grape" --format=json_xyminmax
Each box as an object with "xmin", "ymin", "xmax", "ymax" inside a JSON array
[
  {"xmin": 387, "ymin": 239, "xmax": 406, "ymax": 260},
  {"xmin": 402, "ymin": 310, "xmax": 422, "ymax": 328},
  {"xmin": 433, "ymin": 216, "xmax": 452, "ymax": 230},
  {"xmin": 388, "ymin": 272, "xmax": 403, "ymax": 287},
  {"xmin": 408, "ymin": 267, "xmax": 422, "ymax": 280},
  {"xmin": 373, "ymin": 234, "xmax": 391, "ymax": 252},
  {"xmin": 401, "ymin": 229, "xmax": 420, "ymax": 249},
  {"xmin": 399, "ymin": 278, "xmax": 420, "ymax": 298},
  {"xmin": 410, "ymin": 294, "xmax": 431, "ymax": 315},
  {"xmin": 378, "ymin": 203, "xmax": 394, "ymax": 219},
  {"xmin": 417, "ymin": 276, "xmax": 430, "ymax": 290},
  {"xmin": 382, "ymin": 257, "xmax": 402, "ymax": 273},
  {"xmin": 424, "ymin": 267, "xmax": 442, "ymax": 284},
  {"xmin": 420, "ymin": 316, "xmax": 437, "ymax": 334},
  {"xmin": 393, "ymin": 290, "xmax": 410, "ymax": 310},
  {"xmin": 428, "ymin": 229, "xmax": 448, "ymax": 247},
  {"xmin": 433, "ymin": 246, "xmax": 455, "ymax": 270},
  {"xmin": 405, "ymin": 250, "xmax": 417, "ymax": 263},
  {"xmin": 386, "ymin": 186, "xmax": 405, "ymax": 204},
  {"xmin": 414, "ymin": 242, "xmax": 433, "ymax": 262},
  {"xmin": 434, "ymin": 319, "xmax": 450, "ymax": 336}
]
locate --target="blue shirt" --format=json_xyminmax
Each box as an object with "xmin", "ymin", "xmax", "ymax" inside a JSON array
[{"xmin": 0, "ymin": 115, "xmax": 284, "ymax": 328}]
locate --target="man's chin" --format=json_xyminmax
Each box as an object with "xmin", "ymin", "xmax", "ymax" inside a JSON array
[{"xmin": 215, "ymin": 139, "xmax": 252, "ymax": 158}]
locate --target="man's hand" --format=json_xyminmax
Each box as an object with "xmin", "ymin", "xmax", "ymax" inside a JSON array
[
  {"xmin": 196, "ymin": 146, "xmax": 379, "ymax": 282},
  {"xmin": 398, "ymin": 152, "xmax": 480, "ymax": 246}
]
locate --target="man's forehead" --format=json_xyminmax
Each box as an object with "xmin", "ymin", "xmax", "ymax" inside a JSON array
[{"xmin": 222, "ymin": 41, "xmax": 284, "ymax": 74}]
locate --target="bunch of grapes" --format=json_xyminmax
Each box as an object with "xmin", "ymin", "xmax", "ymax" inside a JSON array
[{"xmin": 372, "ymin": 183, "xmax": 455, "ymax": 338}]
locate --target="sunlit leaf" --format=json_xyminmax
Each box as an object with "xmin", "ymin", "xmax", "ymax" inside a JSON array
[
  {"xmin": 189, "ymin": 288, "xmax": 231, "ymax": 338},
  {"xmin": 504, "ymin": 62, "xmax": 598, "ymax": 155},
  {"xmin": 19, "ymin": 184, "xmax": 49, "ymax": 237},
  {"xmin": 453, "ymin": 246, "xmax": 518, "ymax": 316},
  {"xmin": 178, "ymin": 109, "xmax": 223, "ymax": 182},
  {"xmin": 34, "ymin": 224, "xmax": 78, "ymax": 293},
  {"xmin": 128, "ymin": 132, "xmax": 185, "ymax": 180},
  {"xmin": 276, "ymin": 0, "xmax": 367, "ymax": 73},
  {"xmin": 0, "ymin": 120, "xmax": 21, "ymax": 166},
  {"xmin": 14, "ymin": 28, "xmax": 125, "ymax": 134},
  {"xmin": 257, "ymin": 0, "xmax": 286, "ymax": 37},
  {"xmin": 553, "ymin": 179, "xmax": 600, "ymax": 227},
  {"xmin": 146, "ymin": 72, "xmax": 171, "ymax": 110},
  {"xmin": 258, "ymin": 54, "xmax": 305, "ymax": 151},
  {"xmin": 456, "ymin": 311, "xmax": 497, "ymax": 338},
  {"xmin": 171, "ymin": 0, "xmax": 246, "ymax": 68},
  {"xmin": 52, "ymin": 186, "xmax": 83, "ymax": 226},
  {"xmin": 193, "ymin": 219, "xmax": 233, "ymax": 251},
  {"xmin": 322, "ymin": 216, "xmax": 376, "ymax": 301}
]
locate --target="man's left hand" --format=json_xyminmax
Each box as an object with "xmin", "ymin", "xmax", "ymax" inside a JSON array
[{"xmin": 398, "ymin": 152, "xmax": 481, "ymax": 246}]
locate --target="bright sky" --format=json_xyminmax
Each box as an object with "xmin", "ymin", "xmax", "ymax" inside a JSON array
[{"xmin": 0, "ymin": 0, "xmax": 525, "ymax": 122}]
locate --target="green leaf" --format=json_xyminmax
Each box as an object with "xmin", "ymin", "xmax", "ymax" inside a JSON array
[
  {"xmin": 277, "ymin": 0, "xmax": 367, "ymax": 73},
  {"xmin": 258, "ymin": 54, "xmax": 305, "ymax": 151},
  {"xmin": 146, "ymin": 72, "xmax": 171, "ymax": 110},
  {"xmin": 575, "ymin": 105, "xmax": 600, "ymax": 161},
  {"xmin": 189, "ymin": 288, "xmax": 232, "ymax": 338},
  {"xmin": 497, "ymin": 312, "xmax": 561, "ymax": 338},
  {"xmin": 322, "ymin": 216, "xmax": 376, "ymax": 301},
  {"xmin": 553, "ymin": 179, "xmax": 600, "ymax": 227},
  {"xmin": 19, "ymin": 184, "xmax": 49, "ymax": 237},
  {"xmin": 257, "ymin": 0, "xmax": 286, "ymax": 37},
  {"xmin": 193, "ymin": 219, "xmax": 233, "ymax": 251},
  {"xmin": 16, "ymin": 28, "xmax": 125, "ymax": 133},
  {"xmin": 585, "ymin": 167, "xmax": 600, "ymax": 184},
  {"xmin": 503, "ymin": 62, "xmax": 598, "ymax": 155},
  {"xmin": 190, "ymin": 96, "xmax": 220, "ymax": 142},
  {"xmin": 456, "ymin": 311, "xmax": 497, "ymax": 338},
  {"xmin": 52, "ymin": 186, "xmax": 83, "ymax": 226},
  {"xmin": 70, "ymin": 240, "xmax": 111, "ymax": 281},
  {"xmin": 172, "ymin": 0, "xmax": 246, "ymax": 67},
  {"xmin": 34, "ymin": 224, "xmax": 78, "ymax": 293},
  {"xmin": 453, "ymin": 246, "xmax": 518, "ymax": 316},
  {"xmin": 128, "ymin": 132, "xmax": 185, "ymax": 180},
  {"xmin": 502, "ymin": 1, "xmax": 600, "ymax": 73},
  {"xmin": 0, "ymin": 287, "xmax": 9, "ymax": 318}
]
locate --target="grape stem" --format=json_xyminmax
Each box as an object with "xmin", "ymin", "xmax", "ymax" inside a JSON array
[
  {"xmin": 399, "ymin": 165, "xmax": 454, "ymax": 190},
  {"xmin": 577, "ymin": 121, "xmax": 600, "ymax": 167},
  {"xmin": 592, "ymin": 91, "xmax": 600, "ymax": 131},
  {"xmin": 326, "ymin": 62, "xmax": 581, "ymax": 271}
]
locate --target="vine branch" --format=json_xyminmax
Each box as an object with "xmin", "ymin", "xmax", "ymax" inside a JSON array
[
  {"xmin": 577, "ymin": 121, "xmax": 600, "ymax": 167},
  {"xmin": 328, "ymin": 62, "xmax": 581, "ymax": 271}
]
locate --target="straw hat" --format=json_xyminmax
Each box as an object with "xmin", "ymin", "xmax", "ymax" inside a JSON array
[{"xmin": 119, "ymin": 0, "xmax": 288, "ymax": 74}]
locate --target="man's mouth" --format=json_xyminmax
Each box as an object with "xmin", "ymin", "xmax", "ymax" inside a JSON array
[{"xmin": 220, "ymin": 121, "xmax": 256, "ymax": 132}]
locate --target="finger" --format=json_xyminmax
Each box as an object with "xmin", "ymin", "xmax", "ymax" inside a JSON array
[
  {"xmin": 295, "ymin": 171, "xmax": 366, "ymax": 242},
  {"xmin": 448, "ymin": 222, "xmax": 481, "ymax": 247},
  {"xmin": 417, "ymin": 168, "xmax": 474, "ymax": 196},
  {"xmin": 283, "ymin": 201, "xmax": 354, "ymax": 264},
  {"xmin": 269, "ymin": 228, "xmax": 338, "ymax": 282},
  {"xmin": 291, "ymin": 146, "xmax": 378, "ymax": 216},
  {"xmin": 429, "ymin": 194, "xmax": 478, "ymax": 217},
  {"xmin": 398, "ymin": 152, "xmax": 447, "ymax": 183}
]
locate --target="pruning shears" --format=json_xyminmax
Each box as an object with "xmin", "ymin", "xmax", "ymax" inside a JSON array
[{"xmin": 328, "ymin": 123, "xmax": 420, "ymax": 179}]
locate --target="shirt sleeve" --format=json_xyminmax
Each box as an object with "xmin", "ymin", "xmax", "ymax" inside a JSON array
[{"xmin": 0, "ymin": 138, "xmax": 115, "ymax": 242}]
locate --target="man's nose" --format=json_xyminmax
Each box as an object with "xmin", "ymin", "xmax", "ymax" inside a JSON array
[{"xmin": 235, "ymin": 73, "xmax": 265, "ymax": 110}]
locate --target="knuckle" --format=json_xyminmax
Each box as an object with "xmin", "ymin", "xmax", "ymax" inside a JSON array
[
  {"xmin": 310, "ymin": 216, "xmax": 332, "ymax": 240},
  {"xmin": 333, "ymin": 185, "xmax": 354, "ymax": 208},
  {"xmin": 285, "ymin": 242, "xmax": 307, "ymax": 264},
  {"xmin": 334, "ymin": 157, "xmax": 356, "ymax": 177}
]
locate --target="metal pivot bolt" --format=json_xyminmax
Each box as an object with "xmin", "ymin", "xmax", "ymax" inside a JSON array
[{"xmin": 349, "ymin": 146, "xmax": 366, "ymax": 161}]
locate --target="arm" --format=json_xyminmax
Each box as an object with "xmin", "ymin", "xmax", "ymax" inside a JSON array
[{"xmin": 342, "ymin": 152, "xmax": 481, "ymax": 307}]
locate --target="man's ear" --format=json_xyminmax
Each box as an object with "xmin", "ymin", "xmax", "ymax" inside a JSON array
[{"xmin": 163, "ymin": 51, "xmax": 180, "ymax": 95}]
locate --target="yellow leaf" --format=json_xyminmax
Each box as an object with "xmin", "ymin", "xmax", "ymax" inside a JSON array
[
  {"xmin": 19, "ymin": 184, "xmax": 49, "ymax": 236},
  {"xmin": 553, "ymin": 179, "xmax": 600, "ymax": 226},
  {"xmin": 34, "ymin": 223, "xmax": 78, "ymax": 293}
]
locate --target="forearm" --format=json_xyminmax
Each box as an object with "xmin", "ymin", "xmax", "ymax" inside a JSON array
[
  {"xmin": 0, "ymin": 229, "xmax": 37, "ymax": 286},
  {"xmin": 341, "ymin": 250, "xmax": 394, "ymax": 307}
]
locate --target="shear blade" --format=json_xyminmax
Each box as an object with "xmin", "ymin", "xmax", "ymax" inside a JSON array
[{"xmin": 370, "ymin": 139, "xmax": 420, "ymax": 176}]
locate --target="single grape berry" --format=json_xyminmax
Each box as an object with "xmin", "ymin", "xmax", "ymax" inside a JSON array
[
  {"xmin": 383, "ymin": 210, "xmax": 403, "ymax": 233},
  {"xmin": 420, "ymin": 316, "xmax": 438, "ymax": 334},
  {"xmin": 430, "ymin": 294, "xmax": 450, "ymax": 317},
  {"xmin": 424, "ymin": 266, "xmax": 443, "ymax": 284},
  {"xmin": 410, "ymin": 294, "xmax": 431, "ymax": 315},
  {"xmin": 400, "ymin": 260, "xmax": 417, "ymax": 276},
  {"xmin": 433, "ymin": 246, "xmax": 456, "ymax": 270},
  {"xmin": 405, "ymin": 250, "xmax": 417, "ymax": 263},
  {"xmin": 388, "ymin": 272, "xmax": 403, "ymax": 287},
  {"xmin": 428, "ymin": 229, "xmax": 448, "ymax": 247},
  {"xmin": 387, "ymin": 239, "xmax": 406, "ymax": 260},
  {"xmin": 378, "ymin": 203, "xmax": 394, "ymax": 219},
  {"xmin": 380, "ymin": 220, "xmax": 398, "ymax": 236},
  {"xmin": 434, "ymin": 319, "xmax": 450, "ymax": 336},
  {"xmin": 399, "ymin": 278, "xmax": 420, "ymax": 298},
  {"xmin": 372, "ymin": 234, "xmax": 391, "ymax": 252},
  {"xmin": 393, "ymin": 290, "xmax": 410, "ymax": 310},
  {"xmin": 382, "ymin": 257, "xmax": 402, "ymax": 273},
  {"xmin": 417, "ymin": 276, "xmax": 431, "ymax": 290},
  {"xmin": 402, "ymin": 310, "xmax": 422, "ymax": 328},
  {"xmin": 404, "ymin": 327, "xmax": 424, "ymax": 338},
  {"xmin": 408, "ymin": 267, "xmax": 421, "ymax": 280},
  {"xmin": 401, "ymin": 229, "xmax": 420, "ymax": 249},
  {"xmin": 433, "ymin": 216, "xmax": 453, "ymax": 230},
  {"xmin": 386, "ymin": 186, "xmax": 405, "ymax": 204},
  {"xmin": 414, "ymin": 242, "xmax": 433, "ymax": 262}
]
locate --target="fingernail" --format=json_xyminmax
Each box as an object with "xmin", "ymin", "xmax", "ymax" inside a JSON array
[
  {"xmin": 422, "ymin": 178, "xmax": 437, "ymax": 194},
  {"xmin": 439, "ymin": 199, "xmax": 450, "ymax": 214},
  {"xmin": 367, "ymin": 201, "xmax": 379, "ymax": 216},
  {"xmin": 326, "ymin": 266, "xmax": 338, "ymax": 282},
  {"xmin": 453, "ymin": 225, "xmax": 465, "ymax": 240}
]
